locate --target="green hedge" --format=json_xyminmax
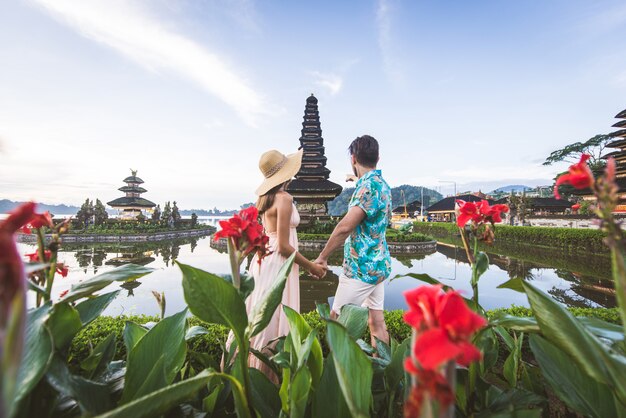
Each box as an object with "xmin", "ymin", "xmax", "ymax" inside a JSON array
[
  {"xmin": 413, "ymin": 222, "xmax": 606, "ymax": 253},
  {"xmin": 298, "ymin": 231, "xmax": 434, "ymax": 243},
  {"xmin": 69, "ymin": 307, "xmax": 621, "ymax": 369}
]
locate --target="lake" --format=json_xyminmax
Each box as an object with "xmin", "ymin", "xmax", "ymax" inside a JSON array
[{"xmin": 17, "ymin": 235, "xmax": 615, "ymax": 317}]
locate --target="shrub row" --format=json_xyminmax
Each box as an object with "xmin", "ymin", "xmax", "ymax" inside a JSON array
[
  {"xmin": 69, "ymin": 307, "xmax": 621, "ymax": 369},
  {"xmin": 413, "ymin": 222, "xmax": 606, "ymax": 253},
  {"xmin": 298, "ymin": 231, "xmax": 434, "ymax": 243}
]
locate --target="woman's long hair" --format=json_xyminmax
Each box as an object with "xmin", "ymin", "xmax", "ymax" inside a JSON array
[{"xmin": 256, "ymin": 181, "xmax": 290, "ymax": 216}]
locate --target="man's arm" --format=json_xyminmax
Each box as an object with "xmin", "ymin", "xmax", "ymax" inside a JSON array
[{"xmin": 315, "ymin": 206, "xmax": 365, "ymax": 267}]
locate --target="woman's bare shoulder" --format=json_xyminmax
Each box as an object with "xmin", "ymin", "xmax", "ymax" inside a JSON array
[{"xmin": 275, "ymin": 191, "xmax": 293, "ymax": 203}]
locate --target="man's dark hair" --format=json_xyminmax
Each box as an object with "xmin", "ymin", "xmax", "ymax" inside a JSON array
[{"xmin": 348, "ymin": 135, "xmax": 379, "ymax": 167}]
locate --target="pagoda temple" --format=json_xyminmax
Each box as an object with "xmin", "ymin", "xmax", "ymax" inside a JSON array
[
  {"xmin": 287, "ymin": 94, "xmax": 342, "ymax": 223},
  {"xmin": 107, "ymin": 170, "xmax": 156, "ymax": 219},
  {"xmin": 604, "ymin": 108, "xmax": 626, "ymax": 212}
]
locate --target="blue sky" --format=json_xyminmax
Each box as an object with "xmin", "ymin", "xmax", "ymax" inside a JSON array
[{"xmin": 1, "ymin": 0, "xmax": 625, "ymax": 209}]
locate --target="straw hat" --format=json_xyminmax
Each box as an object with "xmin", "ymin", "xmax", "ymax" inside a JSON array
[{"xmin": 255, "ymin": 149, "xmax": 303, "ymax": 195}]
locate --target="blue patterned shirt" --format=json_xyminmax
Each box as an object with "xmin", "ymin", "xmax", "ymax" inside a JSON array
[{"xmin": 343, "ymin": 170, "xmax": 392, "ymax": 284}]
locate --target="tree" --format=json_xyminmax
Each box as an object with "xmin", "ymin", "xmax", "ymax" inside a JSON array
[
  {"xmin": 151, "ymin": 205, "xmax": 161, "ymax": 222},
  {"xmin": 93, "ymin": 199, "xmax": 108, "ymax": 226},
  {"xmin": 172, "ymin": 201, "xmax": 182, "ymax": 227},
  {"xmin": 543, "ymin": 134, "xmax": 612, "ymax": 170},
  {"xmin": 508, "ymin": 192, "xmax": 532, "ymax": 225},
  {"xmin": 161, "ymin": 201, "xmax": 172, "ymax": 226},
  {"xmin": 191, "ymin": 212, "xmax": 198, "ymax": 227},
  {"xmin": 76, "ymin": 199, "xmax": 94, "ymax": 227}
]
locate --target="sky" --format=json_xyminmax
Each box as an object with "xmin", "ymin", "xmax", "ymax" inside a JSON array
[{"xmin": 1, "ymin": 0, "xmax": 625, "ymax": 210}]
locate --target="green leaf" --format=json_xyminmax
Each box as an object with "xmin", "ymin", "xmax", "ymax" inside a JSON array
[
  {"xmin": 316, "ymin": 302, "xmax": 331, "ymax": 320},
  {"xmin": 249, "ymin": 368, "xmax": 281, "ymax": 418},
  {"xmin": 47, "ymin": 302, "xmax": 83, "ymax": 350},
  {"xmin": 385, "ymin": 338, "xmax": 410, "ymax": 394},
  {"xmin": 326, "ymin": 321, "xmax": 372, "ymax": 418},
  {"xmin": 490, "ymin": 314, "xmax": 540, "ymax": 333},
  {"xmin": 178, "ymin": 261, "xmax": 248, "ymax": 345},
  {"xmin": 290, "ymin": 367, "xmax": 312, "ymax": 418},
  {"xmin": 497, "ymin": 277, "xmax": 526, "ymax": 293},
  {"xmin": 185, "ymin": 325, "xmax": 209, "ymax": 341},
  {"xmin": 475, "ymin": 251, "xmax": 489, "ymax": 281},
  {"xmin": 93, "ymin": 369, "xmax": 213, "ymax": 418},
  {"xmin": 123, "ymin": 321, "xmax": 148, "ymax": 354},
  {"xmin": 12, "ymin": 304, "xmax": 53, "ymax": 411},
  {"xmin": 523, "ymin": 280, "xmax": 626, "ymax": 404},
  {"xmin": 529, "ymin": 334, "xmax": 617, "ymax": 418},
  {"xmin": 577, "ymin": 317, "xmax": 625, "ymax": 344},
  {"xmin": 283, "ymin": 305, "xmax": 323, "ymax": 389},
  {"xmin": 46, "ymin": 354, "xmax": 112, "ymax": 415},
  {"xmin": 62, "ymin": 264, "xmax": 153, "ymax": 302},
  {"xmin": 337, "ymin": 304, "xmax": 369, "ymax": 340},
  {"xmin": 312, "ymin": 356, "xmax": 350, "ymax": 418},
  {"xmin": 503, "ymin": 334, "xmax": 522, "ymax": 388},
  {"xmin": 374, "ymin": 337, "xmax": 391, "ymax": 363},
  {"xmin": 24, "ymin": 262, "xmax": 48, "ymax": 275},
  {"xmin": 81, "ymin": 332, "xmax": 117, "ymax": 380},
  {"xmin": 75, "ymin": 291, "xmax": 121, "ymax": 325},
  {"xmin": 121, "ymin": 309, "xmax": 187, "ymax": 403},
  {"xmin": 391, "ymin": 272, "xmax": 453, "ymax": 291},
  {"xmin": 493, "ymin": 325, "xmax": 516, "ymax": 351},
  {"xmin": 246, "ymin": 253, "xmax": 295, "ymax": 338}
]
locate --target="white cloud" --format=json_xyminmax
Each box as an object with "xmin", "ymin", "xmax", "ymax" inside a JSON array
[
  {"xmin": 310, "ymin": 71, "xmax": 343, "ymax": 96},
  {"xmin": 29, "ymin": 0, "xmax": 277, "ymax": 127},
  {"xmin": 376, "ymin": 0, "xmax": 405, "ymax": 85}
]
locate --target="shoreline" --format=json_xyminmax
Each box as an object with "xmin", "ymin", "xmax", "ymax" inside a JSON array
[{"xmin": 16, "ymin": 228, "xmax": 213, "ymax": 243}]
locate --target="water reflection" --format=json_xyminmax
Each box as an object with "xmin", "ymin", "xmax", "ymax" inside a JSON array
[{"xmin": 17, "ymin": 235, "xmax": 615, "ymax": 317}]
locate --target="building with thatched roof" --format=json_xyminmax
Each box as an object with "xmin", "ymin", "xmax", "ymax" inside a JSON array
[{"xmin": 107, "ymin": 170, "xmax": 156, "ymax": 219}]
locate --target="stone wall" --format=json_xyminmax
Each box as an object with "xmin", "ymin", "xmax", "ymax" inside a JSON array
[{"xmin": 526, "ymin": 217, "xmax": 599, "ymax": 229}]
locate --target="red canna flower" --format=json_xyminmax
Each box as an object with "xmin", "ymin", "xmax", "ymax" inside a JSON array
[
  {"xmin": 56, "ymin": 263, "xmax": 69, "ymax": 278},
  {"xmin": 456, "ymin": 200, "xmax": 481, "ymax": 228},
  {"xmin": 214, "ymin": 206, "xmax": 270, "ymax": 264},
  {"xmin": 0, "ymin": 202, "xmax": 36, "ymax": 327},
  {"xmin": 25, "ymin": 250, "xmax": 52, "ymax": 263},
  {"xmin": 457, "ymin": 200, "xmax": 509, "ymax": 227},
  {"xmin": 554, "ymin": 154, "xmax": 594, "ymax": 199},
  {"xmin": 29, "ymin": 211, "xmax": 53, "ymax": 229},
  {"xmin": 403, "ymin": 285, "xmax": 486, "ymax": 370},
  {"xmin": 478, "ymin": 201, "xmax": 509, "ymax": 224},
  {"xmin": 59, "ymin": 289, "xmax": 69, "ymax": 298},
  {"xmin": 403, "ymin": 362, "xmax": 454, "ymax": 417}
]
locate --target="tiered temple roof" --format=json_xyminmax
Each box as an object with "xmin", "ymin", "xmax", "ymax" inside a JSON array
[
  {"xmin": 605, "ymin": 108, "xmax": 626, "ymax": 201},
  {"xmin": 287, "ymin": 94, "xmax": 342, "ymax": 222},
  {"xmin": 108, "ymin": 170, "xmax": 156, "ymax": 217}
]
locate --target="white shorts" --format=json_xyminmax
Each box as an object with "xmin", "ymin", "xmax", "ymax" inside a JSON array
[{"xmin": 331, "ymin": 274, "xmax": 385, "ymax": 313}]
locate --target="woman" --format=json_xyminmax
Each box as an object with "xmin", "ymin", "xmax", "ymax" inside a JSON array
[{"xmin": 244, "ymin": 149, "xmax": 326, "ymax": 379}]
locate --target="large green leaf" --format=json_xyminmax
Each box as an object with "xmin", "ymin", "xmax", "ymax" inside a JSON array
[
  {"xmin": 503, "ymin": 333, "xmax": 522, "ymax": 388},
  {"xmin": 490, "ymin": 314, "xmax": 540, "ymax": 333},
  {"xmin": 474, "ymin": 251, "xmax": 489, "ymax": 282},
  {"xmin": 529, "ymin": 334, "xmax": 617, "ymax": 418},
  {"xmin": 326, "ymin": 321, "xmax": 372, "ymax": 418},
  {"xmin": 497, "ymin": 278, "xmax": 526, "ymax": 293},
  {"xmin": 246, "ymin": 253, "xmax": 295, "ymax": 338},
  {"xmin": 523, "ymin": 280, "xmax": 626, "ymax": 404},
  {"xmin": 121, "ymin": 309, "xmax": 187, "ymax": 403},
  {"xmin": 62, "ymin": 264, "xmax": 154, "ymax": 303},
  {"xmin": 178, "ymin": 261, "xmax": 248, "ymax": 344},
  {"xmin": 249, "ymin": 368, "xmax": 281, "ymax": 418},
  {"xmin": 283, "ymin": 305, "xmax": 323, "ymax": 387},
  {"xmin": 47, "ymin": 302, "xmax": 83, "ymax": 350},
  {"xmin": 12, "ymin": 303, "xmax": 53, "ymax": 412},
  {"xmin": 391, "ymin": 272, "xmax": 453, "ymax": 291},
  {"xmin": 123, "ymin": 321, "xmax": 147, "ymax": 354},
  {"xmin": 75, "ymin": 291, "xmax": 121, "ymax": 325},
  {"xmin": 81, "ymin": 332, "xmax": 117, "ymax": 380},
  {"xmin": 93, "ymin": 369, "xmax": 213, "ymax": 418},
  {"xmin": 311, "ymin": 355, "xmax": 350, "ymax": 418},
  {"xmin": 385, "ymin": 338, "xmax": 410, "ymax": 393},
  {"xmin": 290, "ymin": 367, "xmax": 312, "ymax": 418},
  {"xmin": 46, "ymin": 354, "xmax": 111, "ymax": 415},
  {"xmin": 337, "ymin": 304, "xmax": 369, "ymax": 340}
]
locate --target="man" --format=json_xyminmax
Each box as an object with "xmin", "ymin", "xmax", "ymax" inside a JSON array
[{"xmin": 315, "ymin": 135, "xmax": 393, "ymax": 346}]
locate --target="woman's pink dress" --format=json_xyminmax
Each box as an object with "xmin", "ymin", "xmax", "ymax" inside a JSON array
[{"xmin": 226, "ymin": 204, "xmax": 300, "ymax": 380}]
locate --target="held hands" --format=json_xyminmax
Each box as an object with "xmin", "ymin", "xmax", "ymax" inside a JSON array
[{"xmin": 308, "ymin": 256, "xmax": 328, "ymax": 280}]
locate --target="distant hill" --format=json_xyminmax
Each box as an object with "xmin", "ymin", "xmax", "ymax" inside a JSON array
[
  {"xmin": 328, "ymin": 185, "xmax": 443, "ymax": 216},
  {"xmin": 0, "ymin": 199, "xmax": 79, "ymax": 215},
  {"xmin": 490, "ymin": 185, "xmax": 532, "ymax": 194}
]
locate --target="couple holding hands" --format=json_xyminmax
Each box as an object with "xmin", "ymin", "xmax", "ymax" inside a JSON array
[{"xmin": 244, "ymin": 135, "xmax": 393, "ymax": 379}]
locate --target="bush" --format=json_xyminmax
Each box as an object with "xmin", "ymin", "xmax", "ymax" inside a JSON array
[
  {"xmin": 413, "ymin": 222, "xmax": 606, "ymax": 253},
  {"xmin": 298, "ymin": 231, "xmax": 434, "ymax": 243},
  {"xmin": 70, "ymin": 307, "xmax": 621, "ymax": 369}
]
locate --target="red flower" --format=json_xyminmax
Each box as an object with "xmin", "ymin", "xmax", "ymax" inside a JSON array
[
  {"xmin": 30, "ymin": 211, "xmax": 53, "ymax": 229},
  {"xmin": 214, "ymin": 206, "xmax": 270, "ymax": 263},
  {"xmin": 403, "ymin": 285, "xmax": 486, "ymax": 370},
  {"xmin": 554, "ymin": 154, "xmax": 594, "ymax": 199},
  {"xmin": 0, "ymin": 202, "xmax": 36, "ymax": 326},
  {"xmin": 59, "ymin": 289, "xmax": 69, "ymax": 298},
  {"xmin": 56, "ymin": 263, "xmax": 69, "ymax": 278},
  {"xmin": 403, "ymin": 360, "xmax": 454, "ymax": 417},
  {"xmin": 25, "ymin": 250, "xmax": 52, "ymax": 262},
  {"xmin": 457, "ymin": 200, "xmax": 509, "ymax": 227},
  {"xmin": 456, "ymin": 200, "xmax": 481, "ymax": 227}
]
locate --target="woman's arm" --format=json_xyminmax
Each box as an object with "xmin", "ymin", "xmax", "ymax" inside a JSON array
[{"xmin": 275, "ymin": 193, "xmax": 325, "ymax": 278}]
